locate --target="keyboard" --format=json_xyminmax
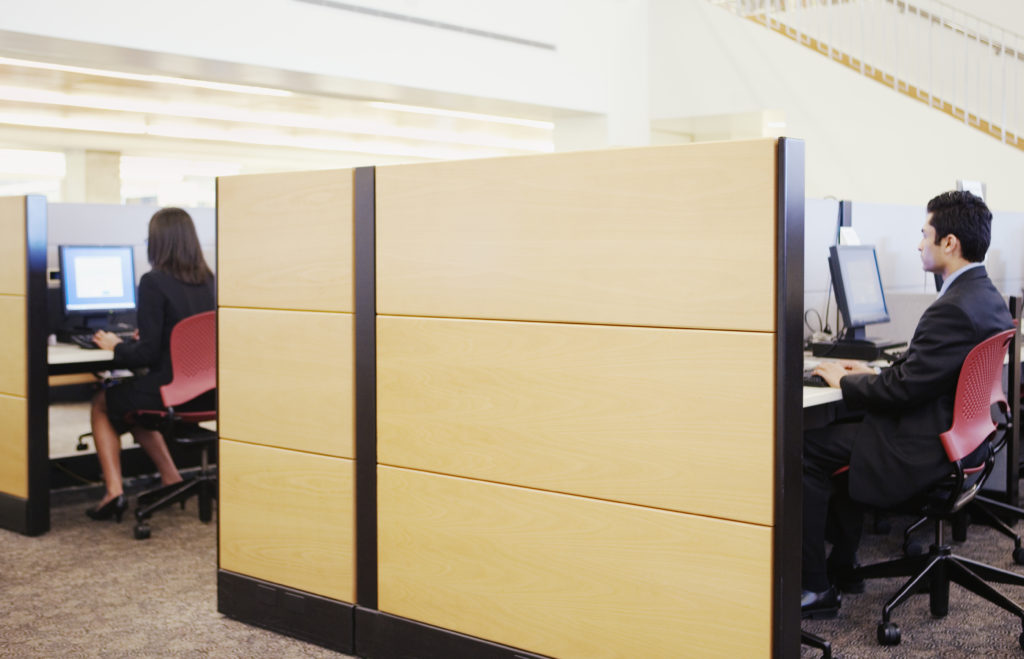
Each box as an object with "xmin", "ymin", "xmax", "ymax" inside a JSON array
[
  {"xmin": 802, "ymin": 369, "xmax": 830, "ymax": 387},
  {"xmin": 69, "ymin": 330, "xmax": 135, "ymax": 350}
]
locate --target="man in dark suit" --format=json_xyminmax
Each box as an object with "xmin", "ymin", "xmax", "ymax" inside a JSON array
[{"xmin": 801, "ymin": 190, "xmax": 1014, "ymax": 618}]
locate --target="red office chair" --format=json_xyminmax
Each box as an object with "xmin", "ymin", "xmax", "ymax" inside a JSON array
[
  {"xmin": 847, "ymin": 329, "xmax": 1024, "ymax": 648},
  {"xmin": 132, "ymin": 310, "xmax": 217, "ymax": 540}
]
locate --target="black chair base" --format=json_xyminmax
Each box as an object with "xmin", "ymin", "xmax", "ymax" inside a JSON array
[
  {"xmin": 800, "ymin": 630, "xmax": 832, "ymax": 659},
  {"xmin": 134, "ymin": 473, "xmax": 216, "ymax": 539},
  {"xmin": 850, "ymin": 543, "xmax": 1024, "ymax": 647}
]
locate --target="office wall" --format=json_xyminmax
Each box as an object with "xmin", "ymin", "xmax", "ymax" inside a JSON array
[
  {"xmin": 217, "ymin": 169, "xmax": 355, "ymax": 604},
  {"xmin": 374, "ymin": 139, "xmax": 780, "ymax": 657}
]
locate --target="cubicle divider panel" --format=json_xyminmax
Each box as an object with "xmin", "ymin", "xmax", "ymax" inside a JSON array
[
  {"xmin": 378, "ymin": 466, "xmax": 772, "ymax": 659},
  {"xmin": 218, "ymin": 440, "xmax": 355, "ymax": 602},
  {"xmin": 218, "ymin": 308, "xmax": 354, "ymax": 458},
  {"xmin": 378, "ymin": 315, "xmax": 774, "ymax": 525},
  {"xmin": 218, "ymin": 169, "xmax": 353, "ymax": 312},
  {"xmin": 376, "ymin": 139, "xmax": 777, "ymax": 331},
  {"xmin": 0, "ymin": 197, "xmax": 27, "ymax": 502},
  {"xmin": 0, "ymin": 195, "xmax": 47, "ymax": 535},
  {"xmin": 371, "ymin": 140, "xmax": 785, "ymax": 658},
  {"xmin": 217, "ymin": 170, "xmax": 357, "ymax": 652},
  {"xmin": 0, "ymin": 395, "xmax": 27, "ymax": 498}
]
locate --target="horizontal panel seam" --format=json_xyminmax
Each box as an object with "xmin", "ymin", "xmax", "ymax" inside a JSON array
[
  {"xmin": 0, "ymin": 392, "xmax": 27, "ymax": 400},
  {"xmin": 376, "ymin": 313, "xmax": 775, "ymax": 334},
  {"xmin": 378, "ymin": 463, "xmax": 773, "ymax": 529},
  {"xmin": 219, "ymin": 306, "xmax": 354, "ymax": 315},
  {"xmin": 219, "ymin": 436, "xmax": 355, "ymax": 461},
  {"xmin": 0, "ymin": 293, "xmax": 25, "ymax": 299}
]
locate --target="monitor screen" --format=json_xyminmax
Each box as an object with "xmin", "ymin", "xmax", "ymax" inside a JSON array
[
  {"xmin": 829, "ymin": 244, "xmax": 890, "ymax": 331},
  {"xmin": 59, "ymin": 245, "xmax": 137, "ymax": 313}
]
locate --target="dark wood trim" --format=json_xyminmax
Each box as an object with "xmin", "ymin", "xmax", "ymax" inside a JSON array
[
  {"xmin": 773, "ymin": 137, "xmax": 805, "ymax": 659},
  {"xmin": 218, "ymin": 570, "xmax": 354, "ymax": 654},
  {"xmin": 355, "ymin": 608, "xmax": 551, "ymax": 659},
  {"xmin": 24, "ymin": 194, "xmax": 49, "ymax": 536},
  {"xmin": 353, "ymin": 166, "xmax": 378, "ymax": 610},
  {"xmin": 214, "ymin": 174, "xmax": 221, "ymax": 571}
]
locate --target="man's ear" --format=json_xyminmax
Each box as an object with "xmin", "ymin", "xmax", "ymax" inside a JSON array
[{"xmin": 944, "ymin": 233, "xmax": 961, "ymax": 256}]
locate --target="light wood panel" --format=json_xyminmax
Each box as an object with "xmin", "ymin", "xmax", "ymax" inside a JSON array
[
  {"xmin": 376, "ymin": 139, "xmax": 777, "ymax": 330},
  {"xmin": 0, "ymin": 296, "xmax": 26, "ymax": 397},
  {"xmin": 219, "ymin": 439, "xmax": 355, "ymax": 603},
  {"xmin": 219, "ymin": 308, "xmax": 354, "ymax": 458},
  {"xmin": 218, "ymin": 169, "xmax": 353, "ymax": 312},
  {"xmin": 0, "ymin": 394, "xmax": 27, "ymax": 498},
  {"xmin": 0, "ymin": 196, "xmax": 24, "ymax": 296},
  {"xmin": 379, "ymin": 466, "xmax": 772, "ymax": 659},
  {"xmin": 378, "ymin": 316, "xmax": 775, "ymax": 525}
]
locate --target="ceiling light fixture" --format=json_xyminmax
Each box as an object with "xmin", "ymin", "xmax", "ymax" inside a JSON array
[{"xmin": 0, "ymin": 56, "xmax": 294, "ymax": 97}]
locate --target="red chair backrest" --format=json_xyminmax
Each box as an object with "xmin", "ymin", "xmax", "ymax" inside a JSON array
[
  {"xmin": 160, "ymin": 311, "xmax": 216, "ymax": 409},
  {"xmin": 940, "ymin": 328, "xmax": 1014, "ymax": 462}
]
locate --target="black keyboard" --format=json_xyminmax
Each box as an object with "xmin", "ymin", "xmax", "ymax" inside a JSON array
[
  {"xmin": 69, "ymin": 330, "xmax": 135, "ymax": 350},
  {"xmin": 802, "ymin": 370, "xmax": 830, "ymax": 387}
]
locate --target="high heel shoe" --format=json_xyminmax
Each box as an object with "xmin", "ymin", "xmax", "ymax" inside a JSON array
[{"xmin": 85, "ymin": 494, "xmax": 127, "ymax": 522}]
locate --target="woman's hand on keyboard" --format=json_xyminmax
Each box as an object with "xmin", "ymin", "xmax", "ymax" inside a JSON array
[{"xmin": 93, "ymin": 330, "xmax": 124, "ymax": 351}]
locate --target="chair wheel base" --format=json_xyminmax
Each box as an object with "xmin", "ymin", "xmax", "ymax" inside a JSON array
[
  {"xmin": 133, "ymin": 523, "xmax": 151, "ymax": 540},
  {"xmin": 1013, "ymin": 547, "xmax": 1024, "ymax": 565},
  {"xmin": 877, "ymin": 622, "xmax": 901, "ymax": 646}
]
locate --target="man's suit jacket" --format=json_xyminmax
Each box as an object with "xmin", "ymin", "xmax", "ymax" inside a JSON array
[{"xmin": 840, "ymin": 266, "xmax": 1013, "ymax": 507}]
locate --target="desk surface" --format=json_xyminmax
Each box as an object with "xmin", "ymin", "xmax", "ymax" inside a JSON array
[{"xmin": 48, "ymin": 343, "xmax": 115, "ymax": 375}]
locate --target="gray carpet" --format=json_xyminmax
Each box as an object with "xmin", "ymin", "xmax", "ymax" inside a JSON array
[
  {"xmin": 0, "ymin": 493, "xmax": 355, "ymax": 659},
  {"xmin": 802, "ymin": 510, "xmax": 1024, "ymax": 658}
]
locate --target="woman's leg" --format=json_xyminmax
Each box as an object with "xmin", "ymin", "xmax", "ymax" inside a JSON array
[
  {"xmin": 90, "ymin": 390, "xmax": 124, "ymax": 504},
  {"xmin": 131, "ymin": 427, "xmax": 183, "ymax": 486}
]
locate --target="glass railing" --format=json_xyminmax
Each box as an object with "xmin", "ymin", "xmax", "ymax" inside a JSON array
[{"xmin": 709, "ymin": 0, "xmax": 1023, "ymax": 151}]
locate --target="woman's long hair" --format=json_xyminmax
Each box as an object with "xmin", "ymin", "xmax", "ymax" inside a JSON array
[{"xmin": 147, "ymin": 207, "xmax": 213, "ymax": 284}]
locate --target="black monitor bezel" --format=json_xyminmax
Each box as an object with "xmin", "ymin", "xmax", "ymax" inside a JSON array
[
  {"xmin": 828, "ymin": 244, "xmax": 891, "ymax": 335},
  {"xmin": 57, "ymin": 244, "xmax": 138, "ymax": 324}
]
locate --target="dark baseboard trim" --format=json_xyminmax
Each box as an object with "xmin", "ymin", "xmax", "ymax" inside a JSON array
[
  {"xmin": 355, "ymin": 608, "xmax": 551, "ymax": 659},
  {"xmin": 0, "ymin": 491, "xmax": 38, "ymax": 536},
  {"xmin": 217, "ymin": 570, "xmax": 354, "ymax": 654}
]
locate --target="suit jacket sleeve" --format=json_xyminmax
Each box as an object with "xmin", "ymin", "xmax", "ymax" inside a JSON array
[
  {"xmin": 839, "ymin": 300, "xmax": 977, "ymax": 412},
  {"xmin": 113, "ymin": 273, "xmax": 164, "ymax": 369}
]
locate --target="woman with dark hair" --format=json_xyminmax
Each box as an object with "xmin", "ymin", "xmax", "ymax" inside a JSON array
[{"xmin": 86, "ymin": 207, "xmax": 215, "ymax": 521}]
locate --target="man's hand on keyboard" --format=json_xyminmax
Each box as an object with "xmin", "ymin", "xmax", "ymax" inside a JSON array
[{"xmin": 814, "ymin": 360, "xmax": 876, "ymax": 388}]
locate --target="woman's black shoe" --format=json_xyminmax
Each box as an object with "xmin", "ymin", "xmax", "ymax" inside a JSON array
[
  {"xmin": 85, "ymin": 494, "xmax": 127, "ymax": 522},
  {"xmin": 801, "ymin": 586, "xmax": 841, "ymax": 619}
]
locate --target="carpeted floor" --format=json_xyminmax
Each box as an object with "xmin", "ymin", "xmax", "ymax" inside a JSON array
[
  {"xmin": 0, "ymin": 492, "xmax": 354, "ymax": 659},
  {"xmin": 801, "ymin": 509, "xmax": 1024, "ymax": 658},
  {"xmin": 6, "ymin": 487, "xmax": 1024, "ymax": 657}
]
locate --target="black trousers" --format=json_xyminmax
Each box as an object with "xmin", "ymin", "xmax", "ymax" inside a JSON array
[{"xmin": 803, "ymin": 420, "xmax": 867, "ymax": 592}]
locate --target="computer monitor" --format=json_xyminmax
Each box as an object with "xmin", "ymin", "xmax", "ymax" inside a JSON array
[
  {"xmin": 828, "ymin": 244, "xmax": 890, "ymax": 342},
  {"xmin": 58, "ymin": 245, "xmax": 137, "ymax": 330}
]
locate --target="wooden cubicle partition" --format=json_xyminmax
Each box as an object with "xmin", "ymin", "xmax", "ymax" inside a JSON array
[
  {"xmin": 215, "ymin": 139, "xmax": 805, "ymax": 658},
  {"xmin": 365, "ymin": 138, "xmax": 805, "ymax": 658},
  {"xmin": 0, "ymin": 195, "xmax": 49, "ymax": 536},
  {"xmin": 216, "ymin": 170, "xmax": 358, "ymax": 652}
]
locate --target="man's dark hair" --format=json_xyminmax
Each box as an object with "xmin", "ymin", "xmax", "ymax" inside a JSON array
[{"xmin": 926, "ymin": 190, "xmax": 992, "ymax": 262}]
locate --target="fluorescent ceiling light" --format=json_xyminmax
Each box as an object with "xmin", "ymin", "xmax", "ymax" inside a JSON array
[
  {"xmin": 369, "ymin": 101, "xmax": 553, "ymax": 129},
  {"xmin": 0, "ymin": 85, "xmax": 552, "ymax": 152},
  {"xmin": 0, "ymin": 56, "xmax": 293, "ymax": 97}
]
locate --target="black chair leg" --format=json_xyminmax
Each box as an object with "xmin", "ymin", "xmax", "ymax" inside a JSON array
[
  {"xmin": 800, "ymin": 630, "xmax": 831, "ymax": 659},
  {"xmin": 947, "ymin": 558, "xmax": 1024, "ymax": 620},
  {"xmin": 956, "ymin": 555, "xmax": 1024, "ymax": 587},
  {"xmin": 881, "ymin": 555, "xmax": 944, "ymax": 624},
  {"xmin": 850, "ymin": 554, "xmax": 929, "ymax": 581}
]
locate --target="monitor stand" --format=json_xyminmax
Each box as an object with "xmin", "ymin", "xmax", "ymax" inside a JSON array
[{"xmin": 810, "ymin": 327, "xmax": 907, "ymax": 361}]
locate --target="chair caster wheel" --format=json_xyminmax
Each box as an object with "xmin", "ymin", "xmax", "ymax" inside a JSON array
[
  {"xmin": 134, "ymin": 523, "xmax": 151, "ymax": 540},
  {"xmin": 903, "ymin": 541, "xmax": 923, "ymax": 557},
  {"xmin": 877, "ymin": 622, "xmax": 901, "ymax": 646},
  {"xmin": 1013, "ymin": 548, "xmax": 1024, "ymax": 565}
]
